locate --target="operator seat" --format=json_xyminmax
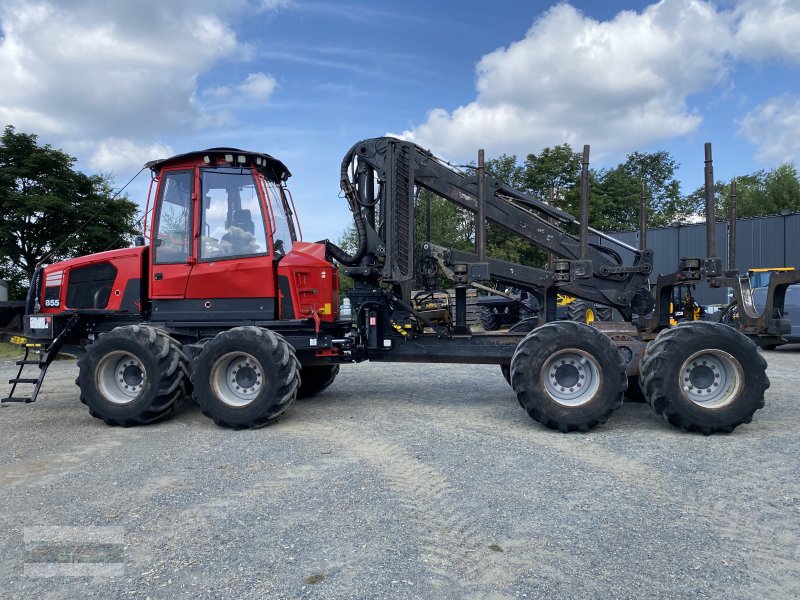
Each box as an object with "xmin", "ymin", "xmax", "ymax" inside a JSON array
[
  {"xmin": 221, "ymin": 209, "xmax": 257, "ymax": 255},
  {"xmin": 230, "ymin": 209, "xmax": 255, "ymax": 234}
]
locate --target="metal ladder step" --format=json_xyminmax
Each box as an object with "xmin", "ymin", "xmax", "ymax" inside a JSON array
[
  {"xmin": 3, "ymin": 343, "xmax": 45, "ymax": 404},
  {"xmin": 3, "ymin": 314, "xmax": 80, "ymax": 406}
]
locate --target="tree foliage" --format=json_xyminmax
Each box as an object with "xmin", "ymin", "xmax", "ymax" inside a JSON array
[
  {"xmin": 0, "ymin": 126, "xmax": 139, "ymax": 298},
  {"xmin": 704, "ymin": 163, "xmax": 800, "ymax": 220}
]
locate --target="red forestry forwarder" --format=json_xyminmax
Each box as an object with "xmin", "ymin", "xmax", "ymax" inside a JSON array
[{"xmin": 1, "ymin": 139, "xmax": 797, "ymax": 433}]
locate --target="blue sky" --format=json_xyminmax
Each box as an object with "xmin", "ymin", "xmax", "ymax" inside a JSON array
[{"xmin": 1, "ymin": 0, "xmax": 799, "ymax": 241}]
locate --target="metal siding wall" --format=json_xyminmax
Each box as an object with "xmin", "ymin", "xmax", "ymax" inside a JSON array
[
  {"xmin": 605, "ymin": 214, "xmax": 800, "ymax": 307},
  {"xmin": 736, "ymin": 216, "xmax": 785, "ymax": 269},
  {"xmin": 787, "ymin": 214, "xmax": 800, "ymax": 268}
]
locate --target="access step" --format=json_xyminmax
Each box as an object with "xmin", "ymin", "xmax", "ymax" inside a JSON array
[
  {"xmin": 1, "ymin": 397, "xmax": 34, "ymax": 403},
  {"xmin": 9, "ymin": 378, "xmax": 40, "ymax": 384}
]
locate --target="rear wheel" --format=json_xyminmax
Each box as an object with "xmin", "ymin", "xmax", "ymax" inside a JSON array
[
  {"xmin": 501, "ymin": 318, "xmax": 539, "ymax": 390},
  {"xmin": 77, "ymin": 325, "xmax": 189, "ymax": 426},
  {"xmin": 510, "ymin": 321, "xmax": 627, "ymax": 432},
  {"xmin": 640, "ymin": 321, "xmax": 768, "ymax": 434},
  {"xmin": 568, "ymin": 300, "xmax": 612, "ymax": 323},
  {"xmin": 480, "ymin": 306, "xmax": 503, "ymax": 331},
  {"xmin": 297, "ymin": 365, "xmax": 340, "ymax": 399},
  {"xmin": 567, "ymin": 301, "xmax": 595, "ymax": 324},
  {"xmin": 595, "ymin": 306, "xmax": 613, "ymax": 321},
  {"xmin": 192, "ymin": 327, "xmax": 300, "ymax": 429}
]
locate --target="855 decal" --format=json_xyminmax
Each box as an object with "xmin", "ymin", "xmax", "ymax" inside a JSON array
[{"xmin": 44, "ymin": 285, "xmax": 61, "ymax": 308}]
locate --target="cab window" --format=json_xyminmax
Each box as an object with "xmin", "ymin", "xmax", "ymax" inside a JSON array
[
  {"xmin": 261, "ymin": 178, "xmax": 296, "ymax": 256},
  {"xmin": 200, "ymin": 168, "xmax": 269, "ymax": 260},
  {"xmin": 153, "ymin": 170, "xmax": 193, "ymax": 264}
]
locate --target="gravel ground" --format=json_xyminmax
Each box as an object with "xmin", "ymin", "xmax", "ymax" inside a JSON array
[{"xmin": 0, "ymin": 346, "xmax": 798, "ymax": 599}]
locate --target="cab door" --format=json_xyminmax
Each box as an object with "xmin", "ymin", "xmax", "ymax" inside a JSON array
[
  {"xmin": 184, "ymin": 167, "xmax": 277, "ymax": 306},
  {"xmin": 150, "ymin": 169, "xmax": 196, "ymax": 298}
]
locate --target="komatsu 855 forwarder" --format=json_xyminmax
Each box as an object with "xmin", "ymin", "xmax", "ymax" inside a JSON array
[{"xmin": 2, "ymin": 138, "xmax": 797, "ymax": 434}]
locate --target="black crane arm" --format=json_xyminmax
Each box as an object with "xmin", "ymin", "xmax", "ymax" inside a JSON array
[{"xmin": 339, "ymin": 137, "xmax": 654, "ymax": 318}]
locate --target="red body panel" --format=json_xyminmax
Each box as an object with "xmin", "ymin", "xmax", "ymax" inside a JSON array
[
  {"xmin": 186, "ymin": 257, "xmax": 277, "ymax": 299},
  {"xmin": 40, "ymin": 247, "xmax": 146, "ymax": 314},
  {"xmin": 151, "ymin": 263, "xmax": 192, "ymax": 298},
  {"xmin": 277, "ymin": 242, "xmax": 339, "ymax": 322}
]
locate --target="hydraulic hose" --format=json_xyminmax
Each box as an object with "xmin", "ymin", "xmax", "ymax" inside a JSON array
[{"xmin": 325, "ymin": 144, "xmax": 371, "ymax": 266}]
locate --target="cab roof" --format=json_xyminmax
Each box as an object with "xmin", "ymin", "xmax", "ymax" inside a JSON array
[{"xmin": 145, "ymin": 147, "xmax": 291, "ymax": 183}]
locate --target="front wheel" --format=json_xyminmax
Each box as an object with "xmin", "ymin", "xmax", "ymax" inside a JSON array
[
  {"xmin": 510, "ymin": 321, "xmax": 627, "ymax": 432},
  {"xmin": 192, "ymin": 327, "xmax": 300, "ymax": 429},
  {"xmin": 639, "ymin": 321, "xmax": 768, "ymax": 434},
  {"xmin": 77, "ymin": 325, "xmax": 189, "ymax": 426}
]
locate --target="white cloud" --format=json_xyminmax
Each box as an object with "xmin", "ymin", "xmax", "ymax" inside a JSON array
[
  {"xmin": 733, "ymin": 0, "xmax": 800, "ymax": 61},
  {"xmin": 0, "ymin": 0, "xmax": 281, "ymax": 173},
  {"xmin": 259, "ymin": 0, "xmax": 292, "ymax": 9},
  {"xmin": 88, "ymin": 139, "xmax": 175, "ymax": 174},
  {"xmin": 738, "ymin": 95, "xmax": 800, "ymax": 163},
  {"xmin": 396, "ymin": 0, "xmax": 800, "ymax": 164},
  {"xmin": 200, "ymin": 72, "xmax": 278, "ymax": 105},
  {"xmin": 237, "ymin": 73, "xmax": 278, "ymax": 102},
  {"xmin": 396, "ymin": 1, "xmax": 733, "ymax": 162},
  {"xmin": 0, "ymin": 2, "xmax": 241, "ymax": 137}
]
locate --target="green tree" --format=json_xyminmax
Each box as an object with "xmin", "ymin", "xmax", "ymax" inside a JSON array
[
  {"xmin": 691, "ymin": 163, "xmax": 800, "ymax": 221},
  {"xmin": 0, "ymin": 126, "xmax": 139, "ymax": 298},
  {"xmin": 521, "ymin": 144, "xmax": 582, "ymax": 209},
  {"xmin": 764, "ymin": 163, "xmax": 800, "ymax": 214},
  {"xmin": 484, "ymin": 154, "xmax": 549, "ymax": 268},
  {"xmin": 592, "ymin": 151, "xmax": 687, "ymax": 230}
]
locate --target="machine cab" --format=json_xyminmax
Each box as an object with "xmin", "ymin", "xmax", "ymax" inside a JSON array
[{"xmin": 145, "ymin": 148, "xmax": 299, "ymax": 321}]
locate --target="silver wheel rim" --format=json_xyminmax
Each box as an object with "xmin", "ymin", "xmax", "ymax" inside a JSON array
[
  {"xmin": 95, "ymin": 351, "xmax": 145, "ymax": 405},
  {"xmin": 679, "ymin": 349, "xmax": 743, "ymax": 409},
  {"xmin": 541, "ymin": 349, "xmax": 602, "ymax": 407},
  {"xmin": 210, "ymin": 352, "xmax": 265, "ymax": 408}
]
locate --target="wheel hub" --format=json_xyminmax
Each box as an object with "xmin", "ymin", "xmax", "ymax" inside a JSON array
[
  {"xmin": 211, "ymin": 352, "xmax": 265, "ymax": 407},
  {"xmin": 95, "ymin": 351, "xmax": 146, "ymax": 405},
  {"xmin": 680, "ymin": 350, "xmax": 743, "ymax": 409},
  {"xmin": 688, "ymin": 364, "xmax": 716, "ymax": 390},
  {"xmin": 553, "ymin": 363, "xmax": 581, "ymax": 388},
  {"xmin": 235, "ymin": 366, "xmax": 258, "ymax": 389},
  {"xmin": 542, "ymin": 350, "xmax": 602, "ymax": 407},
  {"xmin": 121, "ymin": 363, "xmax": 144, "ymax": 388}
]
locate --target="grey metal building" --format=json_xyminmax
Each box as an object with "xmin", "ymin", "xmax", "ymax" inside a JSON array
[{"xmin": 597, "ymin": 211, "xmax": 800, "ymax": 306}]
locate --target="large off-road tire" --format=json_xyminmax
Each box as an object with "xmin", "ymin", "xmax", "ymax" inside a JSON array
[
  {"xmin": 500, "ymin": 319, "xmax": 540, "ymax": 389},
  {"xmin": 297, "ymin": 365, "xmax": 340, "ymax": 399},
  {"xmin": 510, "ymin": 321, "xmax": 627, "ymax": 432},
  {"xmin": 77, "ymin": 325, "xmax": 189, "ymax": 426},
  {"xmin": 595, "ymin": 306, "xmax": 613, "ymax": 321},
  {"xmin": 480, "ymin": 306, "xmax": 503, "ymax": 331},
  {"xmin": 566, "ymin": 301, "xmax": 596, "ymax": 324},
  {"xmin": 501, "ymin": 364, "xmax": 511, "ymax": 386},
  {"xmin": 192, "ymin": 327, "xmax": 300, "ymax": 429},
  {"xmin": 639, "ymin": 321, "xmax": 768, "ymax": 434}
]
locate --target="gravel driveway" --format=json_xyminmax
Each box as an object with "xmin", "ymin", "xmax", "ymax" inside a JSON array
[{"xmin": 1, "ymin": 347, "xmax": 799, "ymax": 599}]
